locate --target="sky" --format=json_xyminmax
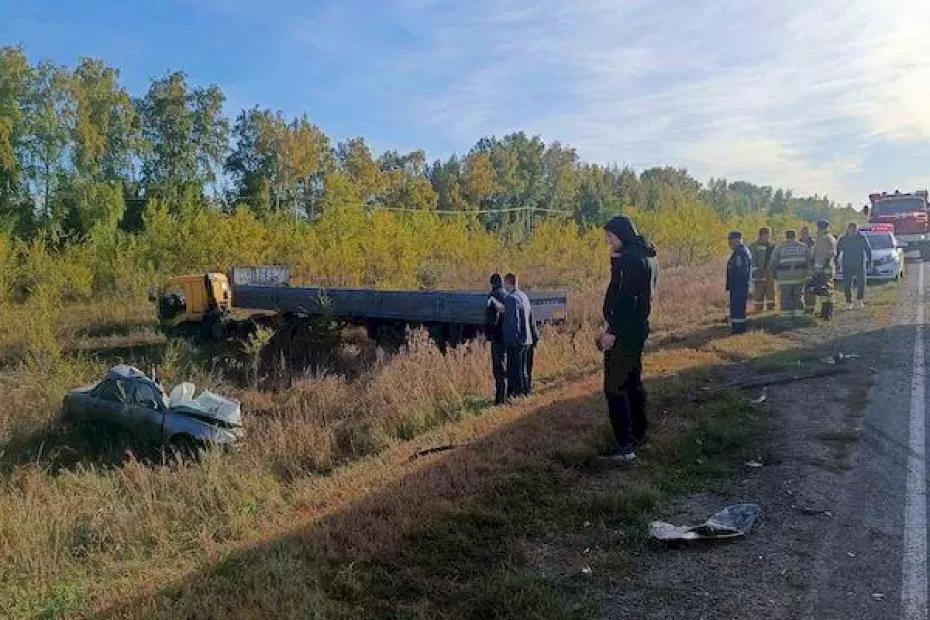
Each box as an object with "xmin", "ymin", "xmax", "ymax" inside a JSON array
[{"xmin": 2, "ymin": 0, "xmax": 930, "ymax": 205}]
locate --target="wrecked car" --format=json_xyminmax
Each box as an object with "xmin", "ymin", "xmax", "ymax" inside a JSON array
[{"xmin": 62, "ymin": 365, "xmax": 243, "ymax": 451}]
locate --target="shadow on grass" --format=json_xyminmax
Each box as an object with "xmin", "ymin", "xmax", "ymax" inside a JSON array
[{"xmin": 81, "ymin": 321, "xmax": 916, "ymax": 620}]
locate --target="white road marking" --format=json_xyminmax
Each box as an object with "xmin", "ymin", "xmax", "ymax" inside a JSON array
[{"xmin": 903, "ymin": 261, "xmax": 928, "ymax": 620}]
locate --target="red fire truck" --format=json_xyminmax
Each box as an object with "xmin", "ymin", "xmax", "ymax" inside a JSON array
[{"xmin": 868, "ymin": 190, "xmax": 930, "ymax": 257}]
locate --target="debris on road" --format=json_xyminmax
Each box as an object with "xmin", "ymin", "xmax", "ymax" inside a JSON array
[
  {"xmin": 649, "ymin": 503, "xmax": 762, "ymax": 543},
  {"xmin": 750, "ymin": 390, "xmax": 767, "ymax": 404},
  {"xmin": 872, "ymin": 593, "xmax": 885, "ymax": 601},
  {"xmin": 726, "ymin": 367, "xmax": 849, "ymax": 390},
  {"xmin": 745, "ymin": 460, "xmax": 764, "ymax": 468},
  {"xmin": 820, "ymin": 352, "xmax": 862, "ymax": 365},
  {"xmin": 408, "ymin": 443, "xmax": 464, "ymax": 461},
  {"xmin": 581, "ymin": 566, "xmax": 593, "ymax": 576},
  {"xmin": 794, "ymin": 505, "xmax": 833, "ymax": 517}
]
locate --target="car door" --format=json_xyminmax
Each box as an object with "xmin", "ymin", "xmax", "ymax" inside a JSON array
[
  {"xmin": 90, "ymin": 379, "xmax": 130, "ymax": 428},
  {"xmin": 129, "ymin": 381, "xmax": 167, "ymax": 444}
]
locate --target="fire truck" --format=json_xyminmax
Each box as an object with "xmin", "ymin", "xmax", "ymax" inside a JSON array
[{"xmin": 868, "ymin": 190, "xmax": 930, "ymax": 257}]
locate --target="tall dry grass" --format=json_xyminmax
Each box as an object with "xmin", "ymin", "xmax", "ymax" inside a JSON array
[{"xmin": 0, "ymin": 256, "xmax": 728, "ymax": 618}]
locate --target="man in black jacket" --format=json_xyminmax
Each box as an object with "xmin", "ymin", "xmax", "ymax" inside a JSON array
[
  {"xmin": 485, "ymin": 273, "xmax": 509, "ymax": 404},
  {"xmin": 598, "ymin": 216, "xmax": 658, "ymax": 461},
  {"xmin": 836, "ymin": 222, "xmax": 872, "ymax": 309}
]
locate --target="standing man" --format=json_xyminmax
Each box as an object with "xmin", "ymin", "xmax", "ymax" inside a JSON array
[
  {"xmin": 726, "ymin": 231, "xmax": 752, "ymax": 334},
  {"xmin": 525, "ymin": 312, "xmax": 540, "ymax": 395},
  {"xmin": 503, "ymin": 273, "xmax": 533, "ymax": 399},
  {"xmin": 836, "ymin": 222, "xmax": 872, "ymax": 310},
  {"xmin": 598, "ymin": 216, "xmax": 658, "ymax": 462},
  {"xmin": 748, "ymin": 227, "xmax": 776, "ymax": 312},
  {"xmin": 485, "ymin": 273, "xmax": 509, "ymax": 405},
  {"xmin": 771, "ymin": 230, "xmax": 811, "ymax": 318},
  {"xmin": 805, "ymin": 220, "xmax": 838, "ymax": 320},
  {"xmin": 800, "ymin": 226, "xmax": 816, "ymax": 250}
]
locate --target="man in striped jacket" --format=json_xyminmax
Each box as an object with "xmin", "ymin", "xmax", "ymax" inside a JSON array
[{"xmin": 771, "ymin": 230, "xmax": 811, "ymax": 318}]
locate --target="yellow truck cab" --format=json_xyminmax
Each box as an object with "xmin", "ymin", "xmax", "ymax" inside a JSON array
[{"xmin": 152, "ymin": 273, "xmax": 231, "ymax": 328}]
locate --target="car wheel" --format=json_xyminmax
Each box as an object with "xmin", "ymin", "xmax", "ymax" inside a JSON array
[{"xmin": 167, "ymin": 434, "xmax": 203, "ymax": 460}]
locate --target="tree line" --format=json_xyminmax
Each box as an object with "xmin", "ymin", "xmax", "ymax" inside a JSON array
[{"xmin": 0, "ymin": 46, "xmax": 843, "ymax": 241}]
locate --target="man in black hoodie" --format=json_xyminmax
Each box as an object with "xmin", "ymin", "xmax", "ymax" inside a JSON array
[
  {"xmin": 598, "ymin": 216, "xmax": 658, "ymax": 461},
  {"xmin": 485, "ymin": 273, "xmax": 509, "ymax": 405}
]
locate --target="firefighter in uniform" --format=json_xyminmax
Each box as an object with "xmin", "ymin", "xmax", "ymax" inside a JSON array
[
  {"xmin": 748, "ymin": 227, "xmax": 776, "ymax": 312},
  {"xmin": 804, "ymin": 220, "xmax": 838, "ymax": 320},
  {"xmin": 726, "ymin": 231, "xmax": 752, "ymax": 334},
  {"xmin": 771, "ymin": 230, "xmax": 811, "ymax": 317}
]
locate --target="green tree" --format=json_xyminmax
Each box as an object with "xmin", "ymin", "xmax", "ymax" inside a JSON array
[
  {"xmin": 226, "ymin": 108, "xmax": 330, "ymax": 218},
  {"xmin": 335, "ymin": 137, "xmax": 385, "ymax": 204},
  {"xmin": 137, "ymin": 71, "xmax": 228, "ymax": 203},
  {"xmin": 24, "ymin": 61, "xmax": 73, "ymax": 225},
  {"xmin": 0, "ymin": 47, "xmax": 32, "ymax": 229},
  {"xmin": 70, "ymin": 57, "xmax": 140, "ymax": 182},
  {"xmin": 428, "ymin": 155, "xmax": 470, "ymax": 211},
  {"xmin": 377, "ymin": 150, "xmax": 437, "ymax": 211}
]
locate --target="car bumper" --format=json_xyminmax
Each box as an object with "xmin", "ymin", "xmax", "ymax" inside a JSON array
[
  {"xmin": 835, "ymin": 265, "xmax": 902, "ymax": 281},
  {"xmin": 895, "ymin": 233, "xmax": 929, "ymax": 244}
]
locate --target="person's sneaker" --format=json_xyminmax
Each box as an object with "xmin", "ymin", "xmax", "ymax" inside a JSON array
[
  {"xmin": 857, "ymin": 300, "xmax": 866, "ymax": 309},
  {"xmin": 600, "ymin": 446, "xmax": 637, "ymax": 462},
  {"xmin": 845, "ymin": 302, "xmax": 854, "ymax": 310}
]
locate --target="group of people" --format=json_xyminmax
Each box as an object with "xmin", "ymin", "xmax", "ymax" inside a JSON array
[
  {"xmin": 726, "ymin": 220, "xmax": 874, "ymax": 332},
  {"xmin": 485, "ymin": 215, "xmax": 659, "ymax": 463},
  {"xmin": 483, "ymin": 214, "xmax": 878, "ymax": 463},
  {"xmin": 485, "ymin": 273, "xmax": 540, "ymax": 405}
]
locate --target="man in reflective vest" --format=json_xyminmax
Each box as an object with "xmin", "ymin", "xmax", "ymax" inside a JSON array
[
  {"xmin": 771, "ymin": 230, "xmax": 811, "ymax": 318},
  {"xmin": 726, "ymin": 231, "xmax": 752, "ymax": 334},
  {"xmin": 805, "ymin": 220, "xmax": 838, "ymax": 320},
  {"xmin": 748, "ymin": 227, "xmax": 776, "ymax": 312}
]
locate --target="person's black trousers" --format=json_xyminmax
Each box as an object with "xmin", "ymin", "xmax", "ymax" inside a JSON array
[
  {"xmin": 605, "ymin": 351, "xmax": 647, "ymax": 448},
  {"xmin": 506, "ymin": 345, "xmax": 527, "ymax": 397},
  {"xmin": 491, "ymin": 342, "xmax": 507, "ymax": 404},
  {"xmin": 844, "ymin": 267, "xmax": 866, "ymax": 303},
  {"xmin": 524, "ymin": 344, "xmax": 535, "ymax": 394}
]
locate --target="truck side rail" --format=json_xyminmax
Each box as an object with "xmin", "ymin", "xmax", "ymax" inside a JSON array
[{"xmin": 232, "ymin": 285, "xmax": 568, "ymax": 326}]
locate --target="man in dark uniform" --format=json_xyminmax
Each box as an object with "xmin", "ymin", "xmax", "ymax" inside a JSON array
[
  {"xmin": 726, "ymin": 231, "xmax": 752, "ymax": 334},
  {"xmin": 836, "ymin": 222, "xmax": 872, "ymax": 309},
  {"xmin": 598, "ymin": 216, "xmax": 658, "ymax": 462},
  {"xmin": 485, "ymin": 273, "xmax": 509, "ymax": 404}
]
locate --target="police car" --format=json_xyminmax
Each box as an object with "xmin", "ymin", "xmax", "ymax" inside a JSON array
[{"xmin": 835, "ymin": 224, "xmax": 905, "ymax": 282}]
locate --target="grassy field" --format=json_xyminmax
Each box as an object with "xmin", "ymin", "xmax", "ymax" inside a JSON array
[{"xmin": 0, "ymin": 262, "xmax": 902, "ymax": 619}]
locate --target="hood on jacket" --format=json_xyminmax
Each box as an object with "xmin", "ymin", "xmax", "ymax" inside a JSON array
[{"xmin": 604, "ymin": 216, "xmax": 657, "ymax": 257}]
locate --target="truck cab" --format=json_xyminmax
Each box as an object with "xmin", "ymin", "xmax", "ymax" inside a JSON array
[
  {"xmin": 869, "ymin": 190, "xmax": 930, "ymax": 256},
  {"xmin": 151, "ymin": 273, "xmax": 231, "ymax": 327}
]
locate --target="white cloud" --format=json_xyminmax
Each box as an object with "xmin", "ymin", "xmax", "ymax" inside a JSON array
[{"xmin": 418, "ymin": 0, "xmax": 930, "ymax": 203}]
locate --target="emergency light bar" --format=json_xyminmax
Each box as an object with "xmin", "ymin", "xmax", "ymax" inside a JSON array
[
  {"xmin": 865, "ymin": 223, "xmax": 895, "ymax": 233},
  {"xmin": 869, "ymin": 189, "xmax": 929, "ymax": 205}
]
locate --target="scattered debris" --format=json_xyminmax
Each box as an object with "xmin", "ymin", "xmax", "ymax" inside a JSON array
[
  {"xmin": 750, "ymin": 390, "xmax": 768, "ymax": 404},
  {"xmin": 408, "ymin": 443, "xmax": 464, "ymax": 461},
  {"xmin": 649, "ymin": 503, "xmax": 762, "ymax": 543},
  {"xmin": 581, "ymin": 566, "xmax": 593, "ymax": 576},
  {"xmin": 745, "ymin": 460, "xmax": 764, "ymax": 468},
  {"xmin": 583, "ymin": 521, "xmax": 592, "ymax": 529},
  {"xmin": 847, "ymin": 552, "xmax": 856, "ymax": 558},
  {"xmin": 821, "ymin": 352, "xmax": 861, "ymax": 365},
  {"xmin": 726, "ymin": 367, "xmax": 848, "ymax": 390},
  {"xmin": 794, "ymin": 506, "xmax": 833, "ymax": 517},
  {"xmin": 872, "ymin": 593, "xmax": 885, "ymax": 601}
]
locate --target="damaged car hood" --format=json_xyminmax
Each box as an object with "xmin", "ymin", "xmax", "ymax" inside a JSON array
[{"xmin": 168, "ymin": 384, "xmax": 242, "ymax": 427}]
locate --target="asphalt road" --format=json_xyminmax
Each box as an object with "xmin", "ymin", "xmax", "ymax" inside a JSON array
[{"xmin": 806, "ymin": 260, "xmax": 928, "ymax": 619}]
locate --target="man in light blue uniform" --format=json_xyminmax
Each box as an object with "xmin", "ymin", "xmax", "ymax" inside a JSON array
[{"xmin": 503, "ymin": 273, "xmax": 534, "ymax": 398}]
